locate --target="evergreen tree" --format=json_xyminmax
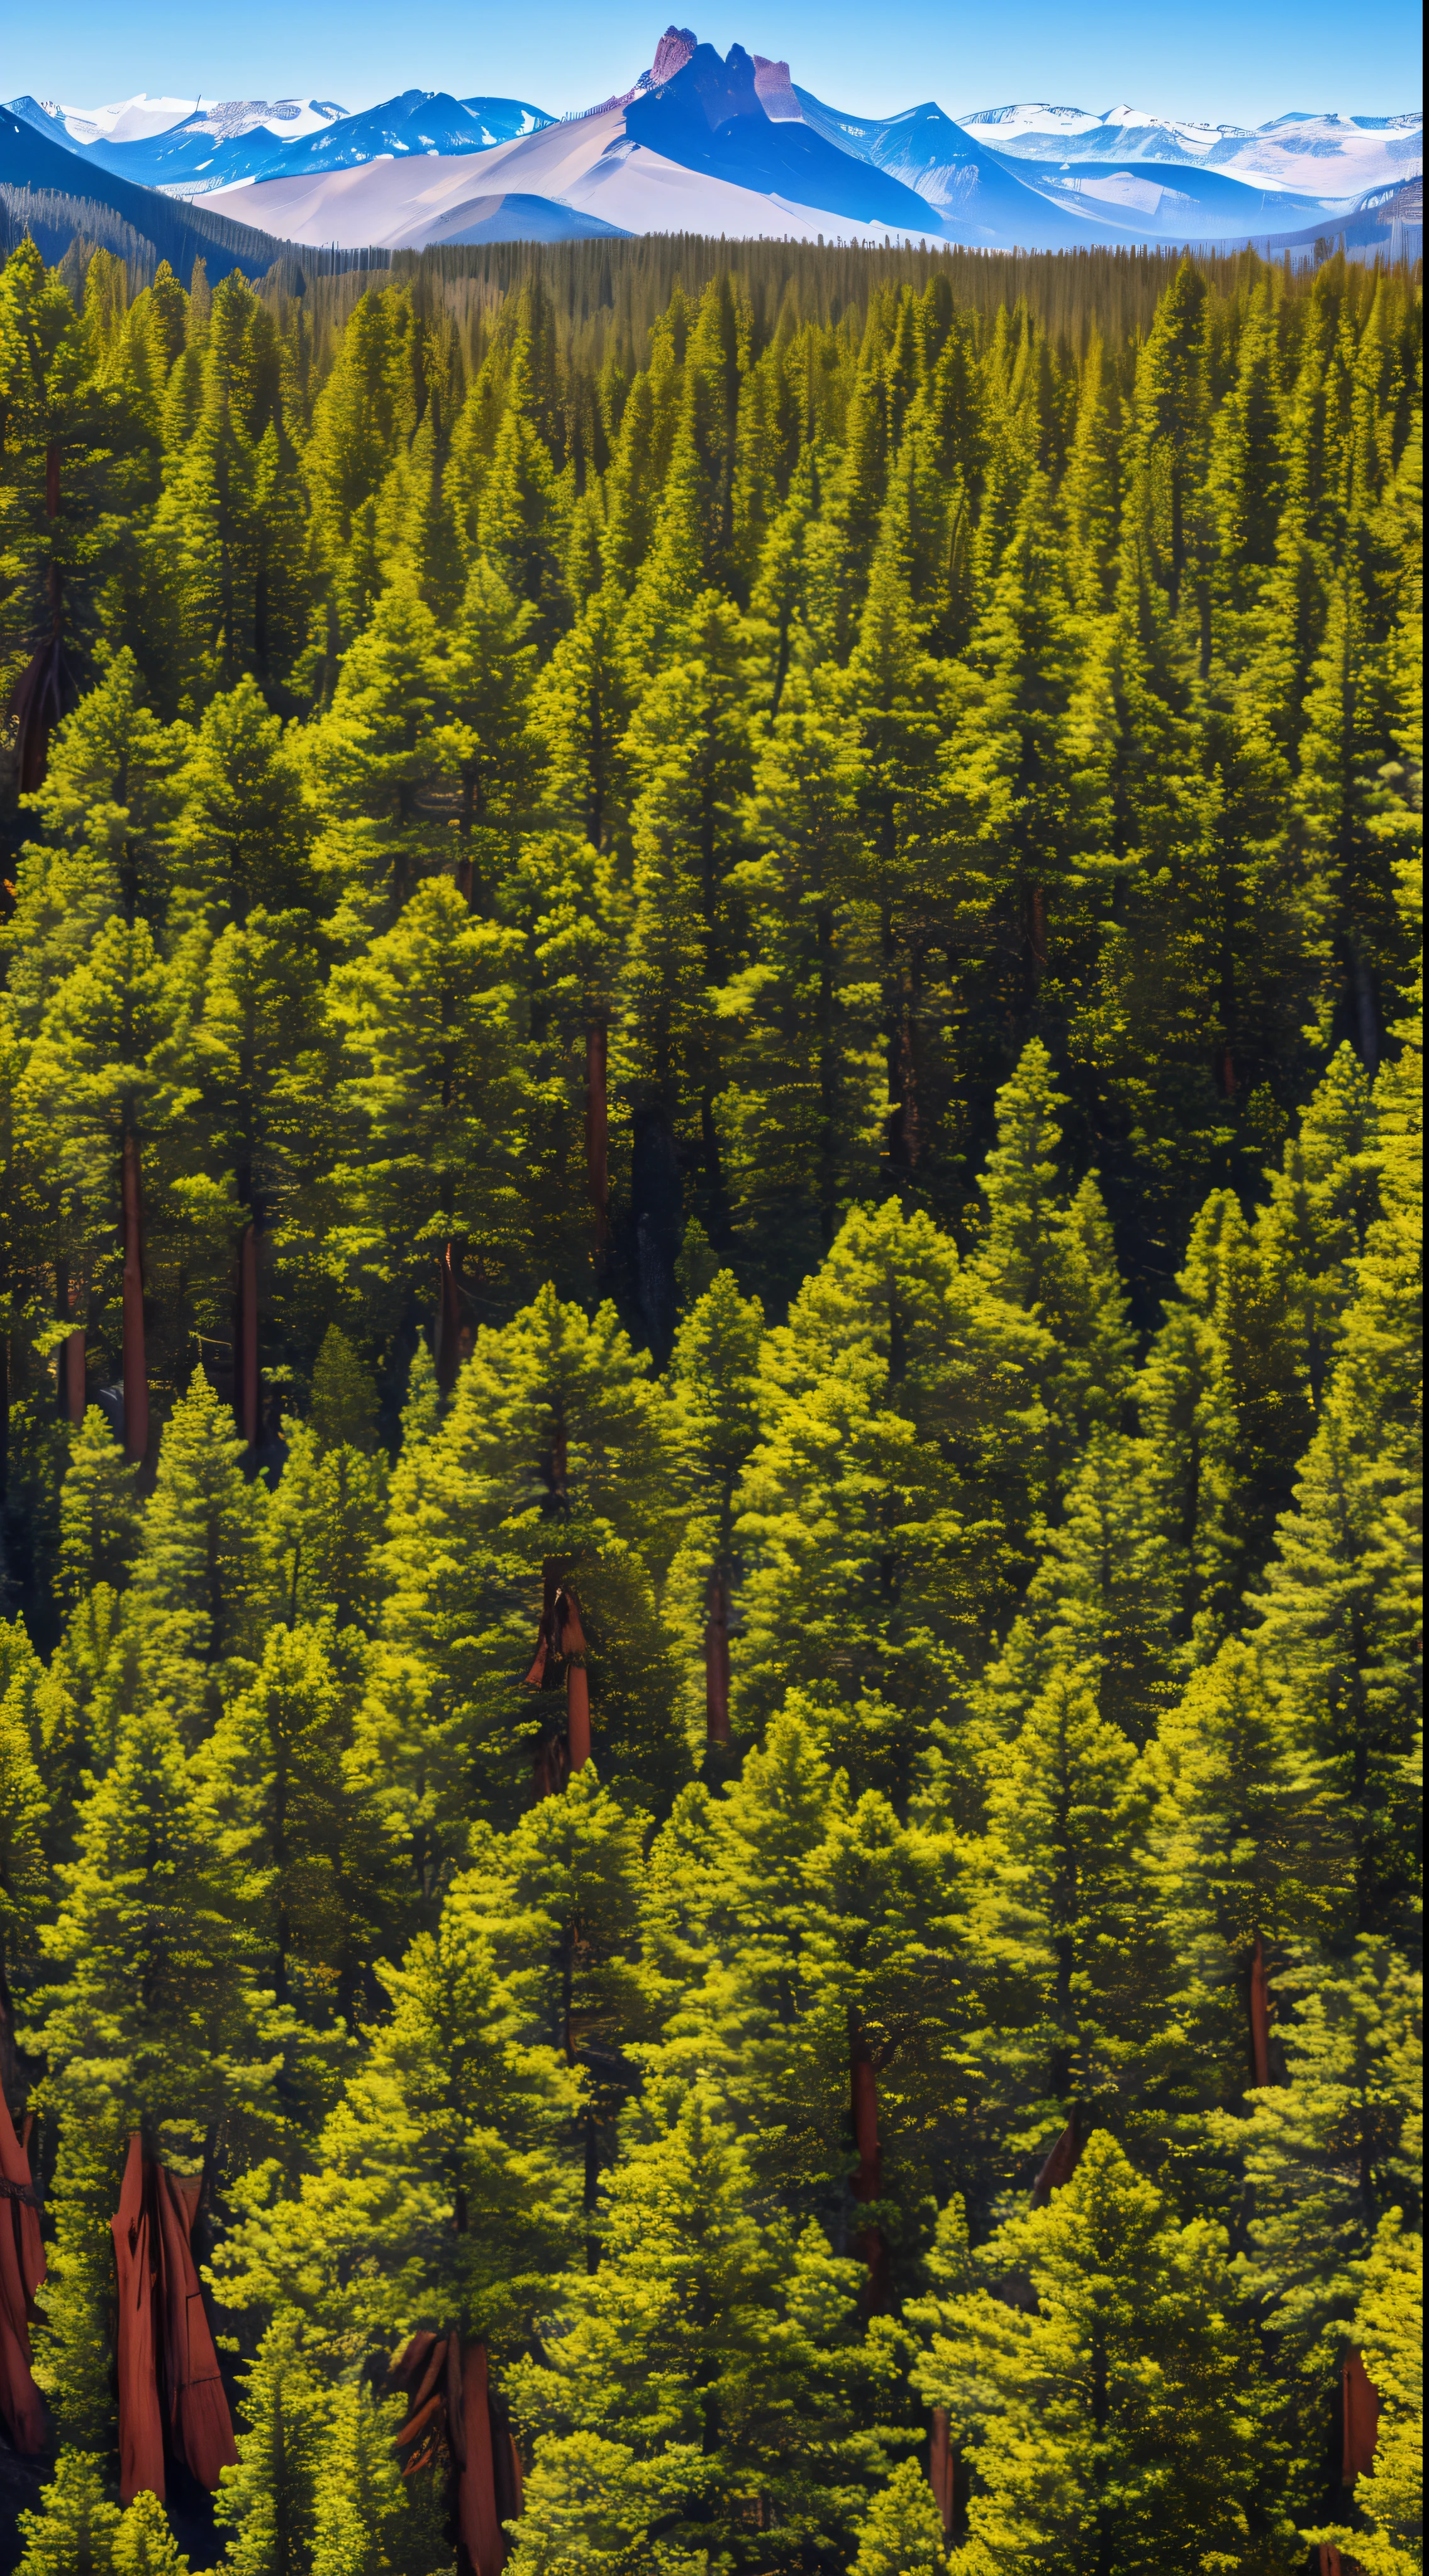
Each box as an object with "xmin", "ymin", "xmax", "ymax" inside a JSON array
[
  {"xmin": 852, "ymin": 2460, "xmax": 951, "ymax": 2576},
  {"xmin": 328, "ymin": 874, "xmax": 537, "ymax": 1326},
  {"xmin": 509, "ymin": 2082, "xmax": 876, "ymax": 2566},
  {"xmin": 111, "ymin": 2494, "xmax": 191, "ymax": 2576},
  {"xmin": 214, "ymin": 2311, "xmax": 330, "ymax": 2576},
  {"xmin": 130, "ymin": 1368, "xmax": 272, "ymax": 1729},
  {"xmin": 13, "ymin": 2449, "xmax": 121, "ymax": 2576},
  {"xmin": 976, "ymin": 1668, "xmax": 1169, "ymax": 2179},
  {"xmin": 915, "ymin": 2131, "xmax": 1281, "ymax": 2570},
  {"xmin": 1309, "ymin": 2212, "xmax": 1423, "ymax": 2576},
  {"xmin": 310, "ymin": 2382, "xmax": 425, "ymax": 2576}
]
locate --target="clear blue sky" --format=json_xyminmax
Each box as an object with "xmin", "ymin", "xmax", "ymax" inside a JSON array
[{"xmin": 11, "ymin": 0, "xmax": 1423, "ymax": 127}]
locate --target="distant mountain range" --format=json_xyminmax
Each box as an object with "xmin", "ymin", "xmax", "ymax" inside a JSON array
[{"xmin": 4, "ymin": 33, "xmax": 1422, "ymax": 258}]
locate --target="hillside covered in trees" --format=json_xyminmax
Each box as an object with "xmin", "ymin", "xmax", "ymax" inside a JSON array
[{"xmin": 0, "ymin": 226, "xmax": 1421, "ymax": 2574}]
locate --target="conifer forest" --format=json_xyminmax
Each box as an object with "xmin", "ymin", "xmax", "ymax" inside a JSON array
[{"xmin": 0, "ymin": 226, "xmax": 1421, "ymax": 2575}]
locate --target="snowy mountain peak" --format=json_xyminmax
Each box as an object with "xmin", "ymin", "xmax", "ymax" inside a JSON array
[{"xmin": 51, "ymin": 91, "xmax": 347, "ymax": 148}]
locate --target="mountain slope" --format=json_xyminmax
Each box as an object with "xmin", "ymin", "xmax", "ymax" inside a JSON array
[
  {"xmin": 0, "ymin": 101, "xmax": 304, "ymax": 280},
  {"xmin": 955, "ymin": 100, "xmax": 1422, "ymax": 195},
  {"xmin": 6, "ymin": 87, "xmax": 555, "ymax": 201},
  {"xmin": 623, "ymin": 42, "xmax": 973, "ymax": 230},
  {"xmin": 790, "ymin": 89, "xmax": 1101, "ymax": 236},
  {"xmin": 203, "ymin": 103, "xmax": 957, "ymax": 249}
]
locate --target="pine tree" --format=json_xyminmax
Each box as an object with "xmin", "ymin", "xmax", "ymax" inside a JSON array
[
  {"xmin": 20, "ymin": 911, "xmax": 205, "ymax": 1433},
  {"xmin": 267, "ymin": 1385, "xmax": 387, "ymax": 1635},
  {"xmin": 130, "ymin": 1368, "xmax": 271, "ymax": 1732},
  {"xmin": 713, "ymin": 658, "xmax": 877, "ymax": 1291},
  {"xmin": 33, "ymin": 1690, "xmax": 279, "ymax": 2152},
  {"xmin": 360, "ymin": 1283, "xmax": 679, "ymax": 1872},
  {"xmin": 196, "ymin": 1618, "xmax": 375, "ymax": 2033},
  {"xmin": 915, "ymin": 2130, "xmax": 1280, "ymax": 2569},
  {"xmin": 664, "ymin": 1271, "xmax": 764, "ymax": 1763},
  {"xmin": 1250, "ymin": 1378, "xmax": 1420, "ymax": 1943},
  {"xmin": 214, "ymin": 2311, "xmax": 330, "ymax": 2576},
  {"xmin": 216, "ymin": 1878, "xmax": 577, "ymax": 2360},
  {"xmin": 111, "ymin": 2493, "xmax": 191, "ymax": 2575},
  {"xmin": 169, "ymin": 677, "xmax": 318, "ymax": 935},
  {"xmin": 328, "ymin": 874, "xmax": 536, "ymax": 1330},
  {"xmin": 970, "ymin": 1040, "xmax": 1134, "ymax": 1479},
  {"xmin": 443, "ymin": 555, "xmax": 540, "ymax": 909},
  {"xmin": 57, "ymin": 1408, "xmax": 141, "ymax": 1608},
  {"xmin": 852, "ymin": 2459, "xmax": 951, "ymax": 2575},
  {"xmin": 13, "ymin": 2448, "xmax": 121, "ymax": 2575},
  {"xmin": 312, "ymin": 580, "xmax": 454, "ymax": 924},
  {"xmin": 0, "ymin": 1672, "xmax": 47, "ymax": 2085},
  {"xmin": 976, "ymin": 1668, "xmax": 1169, "ymax": 2180},
  {"xmin": 1133, "ymin": 257, "xmax": 1210, "ymax": 611},
  {"xmin": 1, "ymin": 650, "xmax": 186, "ymax": 1033},
  {"xmin": 1308, "ymin": 2213, "xmax": 1422, "ymax": 2576},
  {"xmin": 309, "ymin": 2382, "xmax": 421, "ymax": 2576},
  {"xmin": 509, "ymin": 2082, "xmax": 876, "ymax": 2565},
  {"xmin": 1146, "ymin": 1636, "xmax": 1341, "ymax": 2124},
  {"xmin": 1220, "ymin": 1938, "xmax": 1421, "ymax": 2529}
]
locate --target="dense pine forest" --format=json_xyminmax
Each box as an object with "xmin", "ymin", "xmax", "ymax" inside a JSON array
[{"xmin": 0, "ymin": 225, "xmax": 1421, "ymax": 2574}]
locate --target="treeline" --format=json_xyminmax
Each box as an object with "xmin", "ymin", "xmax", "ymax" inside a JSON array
[{"xmin": 0, "ymin": 228, "xmax": 1420, "ymax": 2573}]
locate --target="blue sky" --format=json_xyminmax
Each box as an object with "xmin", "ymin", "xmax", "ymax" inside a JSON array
[{"xmin": 13, "ymin": 0, "xmax": 1423, "ymax": 126}]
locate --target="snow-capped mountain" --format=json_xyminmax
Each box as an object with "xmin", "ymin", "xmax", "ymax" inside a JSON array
[
  {"xmin": 953, "ymin": 101, "xmax": 1422, "ymax": 196},
  {"xmin": 3, "ymin": 33, "xmax": 1421, "ymax": 257},
  {"xmin": 5, "ymin": 88, "xmax": 552, "ymax": 199},
  {"xmin": 15, "ymin": 93, "xmax": 347, "ymax": 149}
]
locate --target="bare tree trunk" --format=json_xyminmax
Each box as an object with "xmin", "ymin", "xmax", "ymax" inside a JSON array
[
  {"xmin": 457, "ymin": 2340, "xmax": 507, "ymax": 2575},
  {"xmin": 929, "ymin": 2407, "xmax": 955, "ymax": 2540}
]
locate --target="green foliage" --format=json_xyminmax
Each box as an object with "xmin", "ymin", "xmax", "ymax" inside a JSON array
[
  {"xmin": 14, "ymin": 2448, "xmax": 121, "ymax": 2575},
  {"xmin": 0, "ymin": 235, "xmax": 1419, "ymax": 2576},
  {"xmin": 915, "ymin": 2131, "xmax": 1287, "ymax": 2572}
]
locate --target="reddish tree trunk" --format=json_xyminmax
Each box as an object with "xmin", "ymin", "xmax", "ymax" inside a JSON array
[
  {"xmin": 153, "ymin": 2171, "xmax": 237, "ymax": 2487},
  {"xmin": 388, "ymin": 2329, "xmax": 517, "ymax": 2567},
  {"xmin": 704, "ymin": 1565, "xmax": 730, "ymax": 1745},
  {"xmin": 1249, "ymin": 1934, "xmax": 1271, "ymax": 2090},
  {"xmin": 1343, "ymin": 2346, "xmax": 1380, "ymax": 2485},
  {"xmin": 1030, "ymin": 2118, "xmax": 1082, "ymax": 2207},
  {"xmin": 525, "ymin": 1566, "xmax": 589, "ymax": 1788},
  {"xmin": 112, "ymin": 2136, "xmax": 165, "ymax": 2504},
  {"xmin": 586, "ymin": 1021, "xmax": 608, "ymax": 1259},
  {"xmin": 121, "ymin": 1131, "xmax": 148, "ymax": 1468},
  {"xmin": 1319, "ymin": 2550, "xmax": 1343, "ymax": 2576},
  {"xmin": 0, "ymin": 2092, "xmax": 45, "ymax": 2453},
  {"xmin": 457, "ymin": 2341, "xmax": 506, "ymax": 2575},
  {"xmin": 235, "ymin": 1222, "xmax": 259, "ymax": 1453},
  {"xmin": 110, "ymin": 2137, "xmax": 236, "ymax": 2503},
  {"xmin": 929, "ymin": 2407, "xmax": 954, "ymax": 2539},
  {"xmin": 562, "ymin": 1588, "xmax": 590, "ymax": 1774},
  {"xmin": 849, "ymin": 2009, "xmax": 889, "ymax": 2311}
]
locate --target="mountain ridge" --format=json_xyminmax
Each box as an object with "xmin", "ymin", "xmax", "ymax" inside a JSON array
[{"xmin": 3, "ymin": 30, "xmax": 1421, "ymax": 257}]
